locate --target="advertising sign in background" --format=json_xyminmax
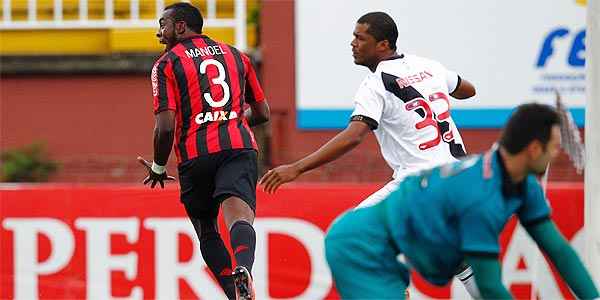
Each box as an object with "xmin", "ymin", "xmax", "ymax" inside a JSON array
[
  {"xmin": 295, "ymin": 0, "xmax": 586, "ymax": 129},
  {"xmin": 1, "ymin": 183, "xmax": 585, "ymax": 299}
]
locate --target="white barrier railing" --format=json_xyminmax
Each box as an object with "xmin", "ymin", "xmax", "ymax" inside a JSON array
[{"xmin": 0, "ymin": 0, "xmax": 247, "ymax": 50}]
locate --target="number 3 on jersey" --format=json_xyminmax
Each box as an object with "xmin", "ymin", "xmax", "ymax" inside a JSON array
[
  {"xmin": 405, "ymin": 92, "xmax": 454, "ymax": 150},
  {"xmin": 200, "ymin": 59, "xmax": 230, "ymax": 108}
]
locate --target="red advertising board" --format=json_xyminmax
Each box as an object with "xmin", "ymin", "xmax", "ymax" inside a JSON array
[{"xmin": 0, "ymin": 183, "xmax": 583, "ymax": 299}]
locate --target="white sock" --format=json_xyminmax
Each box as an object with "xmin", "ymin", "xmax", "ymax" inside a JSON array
[{"xmin": 456, "ymin": 266, "xmax": 481, "ymax": 299}]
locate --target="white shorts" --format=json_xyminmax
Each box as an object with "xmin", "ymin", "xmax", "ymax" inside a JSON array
[{"xmin": 355, "ymin": 179, "xmax": 402, "ymax": 209}]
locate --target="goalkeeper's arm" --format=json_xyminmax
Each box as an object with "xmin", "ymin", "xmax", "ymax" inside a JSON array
[
  {"xmin": 463, "ymin": 254, "xmax": 513, "ymax": 299},
  {"xmin": 525, "ymin": 218, "xmax": 599, "ymax": 299}
]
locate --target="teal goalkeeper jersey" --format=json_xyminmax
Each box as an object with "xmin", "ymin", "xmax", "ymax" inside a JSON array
[{"xmin": 381, "ymin": 148, "xmax": 551, "ymax": 285}]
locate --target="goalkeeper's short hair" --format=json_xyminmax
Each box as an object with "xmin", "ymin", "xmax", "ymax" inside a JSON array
[{"xmin": 499, "ymin": 103, "xmax": 561, "ymax": 154}]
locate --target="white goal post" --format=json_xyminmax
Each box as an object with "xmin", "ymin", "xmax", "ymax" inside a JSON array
[{"xmin": 585, "ymin": 0, "xmax": 600, "ymax": 288}]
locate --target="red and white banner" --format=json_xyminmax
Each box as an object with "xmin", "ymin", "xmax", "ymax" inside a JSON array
[{"xmin": 0, "ymin": 183, "xmax": 583, "ymax": 299}]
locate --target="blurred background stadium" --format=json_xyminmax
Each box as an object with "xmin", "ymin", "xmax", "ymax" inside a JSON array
[
  {"xmin": 0, "ymin": 0, "xmax": 596, "ymax": 299},
  {"xmin": 1, "ymin": 0, "xmax": 263, "ymax": 182},
  {"xmin": 0, "ymin": 0, "xmax": 585, "ymax": 183}
]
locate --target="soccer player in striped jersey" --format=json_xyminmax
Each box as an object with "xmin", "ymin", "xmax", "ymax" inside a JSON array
[
  {"xmin": 138, "ymin": 3, "xmax": 269, "ymax": 299},
  {"xmin": 260, "ymin": 11, "xmax": 480, "ymax": 297}
]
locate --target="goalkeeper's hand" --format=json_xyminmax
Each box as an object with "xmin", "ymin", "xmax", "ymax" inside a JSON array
[{"xmin": 137, "ymin": 156, "xmax": 176, "ymax": 189}]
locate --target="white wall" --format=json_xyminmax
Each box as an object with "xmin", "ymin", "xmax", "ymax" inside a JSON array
[{"xmin": 295, "ymin": 0, "xmax": 586, "ymax": 128}]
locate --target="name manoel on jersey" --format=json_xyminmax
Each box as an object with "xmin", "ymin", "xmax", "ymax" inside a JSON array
[{"xmin": 184, "ymin": 44, "xmax": 227, "ymax": 58}]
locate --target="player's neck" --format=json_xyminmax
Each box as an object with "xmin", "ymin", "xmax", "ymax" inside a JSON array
[
  {"xmin": 498, "ymin": 147, "xmax": 528, "ymax": 183},
  {"xmin": 381, "ymin": 51, "xmax": 398, "ymax": 60},
  {"xmin": 178, "ymin": 31, "xmax": 203, "ymax": 41},
  {"xmin": 369, "ymin": 51, "xmax": 399, "ymax": 72}
]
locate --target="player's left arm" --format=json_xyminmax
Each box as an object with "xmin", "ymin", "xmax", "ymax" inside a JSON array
[
  {"xmin": 242, "ymin": 53, "xmax": 270, "ymax": 127},
  {"xmin": 525, "ymin": 218, "xmax": 599, "ymax": 299},
  {"xmin": 449, "ymin": 77, "xmax": 475, "ymax": 99},
  {"xmin": 518, "ymin": 177, "xmax": 599, "ymax": 298},
  {"xmin": 445, "ymin": 68, "xmax": 476, "ymax": 99},
  {"xmin": 244, "ymin": 100, "xmax": 270, "ymax": 127},
  {"xmin": 259, "ymin": 121, "xmax": 371, "ymax": 193}
]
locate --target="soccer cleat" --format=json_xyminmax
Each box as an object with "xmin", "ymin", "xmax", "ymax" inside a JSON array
[{"xmin": 232, "ymin": 266, "xmax": 255, "ymax": 300}]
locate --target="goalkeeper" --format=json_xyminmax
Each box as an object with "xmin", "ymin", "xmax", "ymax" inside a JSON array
[{"xmin": 325, "ymin": 103, "xmax": 599, "ymax": 299}]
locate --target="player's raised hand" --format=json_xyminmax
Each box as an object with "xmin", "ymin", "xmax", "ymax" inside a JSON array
[
  {"xmin": 259, "ymin": 164, "xmax": 301, "ymax": 194},
  {"xmin": 137, "ymin": 156, "xmax": 176, "ymax": 189}
]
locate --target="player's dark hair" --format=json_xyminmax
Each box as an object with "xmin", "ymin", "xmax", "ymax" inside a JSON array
[
  {"xmin": 357, "ymin": 12, "xmax": 398, "ymax": 50},
  {"xmin": 499, "ymin": 103, "xmax": 561, "ymax": 154},
  {"xmin": 165, "ymin": 2, "xmax": 203, "ymax": 34}
]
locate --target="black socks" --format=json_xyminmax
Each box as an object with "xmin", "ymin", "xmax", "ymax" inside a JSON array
[
  {"xmin": 197, "ymin": 220, "xmax": 236, "ymax": 299},
  {"xmin": 192, "ymin": 218, "xmax": 256, "ymax": 299},
  {"xmin": 229, "ymin": 220, "xmax": 256, "ymax": 273}
]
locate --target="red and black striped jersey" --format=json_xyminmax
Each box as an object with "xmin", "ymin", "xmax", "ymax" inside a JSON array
[{"xmin": 151, "ymin": 35, "xmax": 265, "ymax": 164}]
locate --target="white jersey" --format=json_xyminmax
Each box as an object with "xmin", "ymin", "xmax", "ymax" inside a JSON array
[{"xmin": 351, "ymin": 54, "xmax": 466, "ymax": 181}]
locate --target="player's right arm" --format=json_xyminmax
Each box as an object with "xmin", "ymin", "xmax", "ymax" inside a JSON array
[
  {"xmin": 259, "ymin": 121, "xmax": 371, "ymax": 193},
  {"xmin": 259, "ymin": 76, "xmax": 381, "ymax": 194},
  {"xmin": 459, "ymin": 200, "xmax": 513, "ymax": 298},
  {"xmin": 138, "ymin": 56, "xmax": 177, "ymax": 188},
  {"xmin": 463, "ymin": 255, "xmax": 512, "ymax": 299}
]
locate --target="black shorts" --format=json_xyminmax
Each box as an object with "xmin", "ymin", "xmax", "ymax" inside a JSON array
[{"xmin": 178, "ymin": 149, "xmax": 258, "ymax": 219}]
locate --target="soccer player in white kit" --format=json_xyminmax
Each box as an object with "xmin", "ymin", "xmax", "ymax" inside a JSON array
[{"xmin": 260, "ymin": 11, "xmax": 480, "ymax": 297}]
